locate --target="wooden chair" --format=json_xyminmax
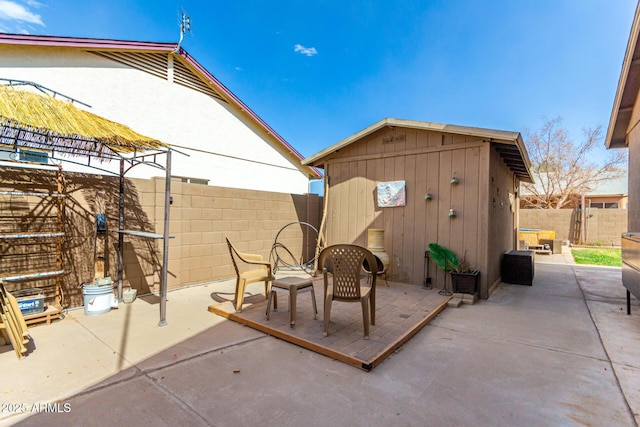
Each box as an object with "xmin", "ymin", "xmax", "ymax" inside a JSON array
[
  {"xmin": 226, "ymin": 237, "xmax": 273, "ymax": 312},
  {"xmin": 319, "ymin": 244, "xmax": 378, "ymax": 339},
  {"xmin": 0, "ymin": 281, "xmax": 30, "ymax": 359}
]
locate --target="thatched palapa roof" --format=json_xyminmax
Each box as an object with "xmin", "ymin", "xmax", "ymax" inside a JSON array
[{"xmin": 0, "ymin": 85, "xmax": 167, "ymax": 160}]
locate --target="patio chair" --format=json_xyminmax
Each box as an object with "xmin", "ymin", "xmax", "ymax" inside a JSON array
[
  {"xmin": 319, "ymin": 244, "xmax": 378, "ymax": 339},
  {"xmin": 226, "ymin": 237, "xmax": 274, "ymax": 312},
  {"xmin": 0, "ymin": 281, "xmax": 30, "ymax": 359}
]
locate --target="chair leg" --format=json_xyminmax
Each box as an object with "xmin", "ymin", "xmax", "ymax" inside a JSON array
[
  {"xmin": 323, "ymin": 294, "xmax": 332, "ymax": 337},
  {"xmin": 310, "ymin": 285, "xmax": 318, "ymax": 319},
  {"xmin": 235, "ymin": 279, "xmax": 247, "ymax": 312},
  {"xmin": 361, "ymin": 296, "xmax": 370, "ymax": 340},
  {"xmin": 289, "ymin": 286, "xmax": 297, "ymax": 328},
  {"xmin": 370, "ymin": 288, "xmax": 376, "ymax": 325},
  {"xmin": 264, "ymin": 280, "xmax": 270, "ymax": 299},
  {"xmin": 266, "ymin": 290, "xmax": 277, "ymax": 320}
]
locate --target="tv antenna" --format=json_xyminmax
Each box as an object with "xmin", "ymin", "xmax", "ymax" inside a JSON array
[{"xmin": 174, "ymin": 12, "xmax": 191, "ymax": 53}]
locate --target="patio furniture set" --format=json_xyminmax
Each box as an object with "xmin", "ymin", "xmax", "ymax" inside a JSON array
[{"xmin": 226, "ymin": 237, "xmax": 379, "ymax": 339}]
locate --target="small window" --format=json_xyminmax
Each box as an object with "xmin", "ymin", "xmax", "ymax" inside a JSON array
[
  {"xmin": 0, "ymin": 147, "xmax": 15, "ymax": 160},
  {"xmin": 605, "ymin": 202, "xmax": 619, "ymax": 209},
  {"xmin": 19, "ymin": 149, "xmax": 48, "ymax": 164},
  {"xmin": 589, "ymin": 202, "xmax": 604, "ymax": 209},
  {"xmin": 176, "ymin": 176, "xmax": 209, "ymax": 185}
]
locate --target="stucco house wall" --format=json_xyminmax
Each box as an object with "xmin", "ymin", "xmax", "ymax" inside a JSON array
[{"xmin": 0, "ymin": 35, "xmax": 319, "ymax": 195}]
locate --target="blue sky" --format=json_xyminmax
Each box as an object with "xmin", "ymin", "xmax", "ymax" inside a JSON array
[{"xmin": 0, "ymin": 0, "xmax": 637, "ymax": 160}]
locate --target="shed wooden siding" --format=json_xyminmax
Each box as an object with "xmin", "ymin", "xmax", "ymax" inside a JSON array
[
  {"xmin": 323, "ymin": 127, "xmax": 491, "ymax": 290},
  {"xmin": 486, "ymin": 146, "xmax": 519, "ymax": 296}
]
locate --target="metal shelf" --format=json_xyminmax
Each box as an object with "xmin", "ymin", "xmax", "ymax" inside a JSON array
[
  {"xmin": 0, "ymin": 269, "xmax": 65, "ymax": 282},
  {"xmin": 0, "ymin": 190, "xmax": 65, "ymax": 198},
  {"xmin": 118, "ymin": 229, "xmax": 174, "ymax": 239},
  {"xmin": 0, "ymin": 232, "xmax": 65, "ymax": 239},
  {"xmin": 0, "ymin": 165, "xmax": 66, "ymax": 308}
]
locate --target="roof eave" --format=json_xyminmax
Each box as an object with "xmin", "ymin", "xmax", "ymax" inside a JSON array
[
  {"xmin": 302, "ymin": 117, "xmax": 524, "ymax": 167},
  {"xmin": 606, "ymin": 3, "xmax": 640, "ymax": 149},
  {"xmin": 0, "ymin": 33, "xmax": 175, "ymax": 52}
]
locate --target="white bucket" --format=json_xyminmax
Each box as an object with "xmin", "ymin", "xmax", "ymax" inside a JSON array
[{"xmin": 83, "ymin": 284, "xmax": 115, "ymax": 316}]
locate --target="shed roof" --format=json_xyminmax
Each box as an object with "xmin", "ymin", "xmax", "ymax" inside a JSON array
[
  {"xmin": 606, "ymin": 3, "xmax": 640, "ymax": 149},
  {"xmin": 303, "ymin": 118, "xmax": 533, "ymax": 182},
  {"xmin": 0, "ymin": 33, "xmax": 321, "ymax": 178}
]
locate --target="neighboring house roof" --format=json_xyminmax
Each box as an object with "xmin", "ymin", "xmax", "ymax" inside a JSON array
[
  {"xmin": 520, "ymin": 169, "xmax": 628, "ymax": 197},
  {"xmin": 587, "ymin": 172, "xmax": 628, "ymax": 197},
  {"xmin": 0, "ymin": 33, "xmax": 321, "ymax": 179},
  {"xmin": 303, "ymin": 117, "xmax": 533, "ymax": 182},
  {"xmin": 606, "ymin": 3, "xmax": 640, "ymax": 149}
]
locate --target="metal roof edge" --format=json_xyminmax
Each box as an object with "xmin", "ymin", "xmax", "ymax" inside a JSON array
[{"xmin": 0, "ymin": 33, "xmax": 176, "ymax": 51}]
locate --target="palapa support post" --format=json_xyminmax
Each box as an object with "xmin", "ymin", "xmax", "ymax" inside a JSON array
[
  {"xmin": 55, "ymin": 164, "xmax": 65, "ymax": 307},
  {"xmin": 159, "ymin": 150, "xmax": 171, "ymax": 327},
  {"xmin": 94, "ymin": 189, "xmax": 107, "ymax": 280},
  {"xmin": 117, "ymin": 159, "xmax": 125, "ymax": 301}
]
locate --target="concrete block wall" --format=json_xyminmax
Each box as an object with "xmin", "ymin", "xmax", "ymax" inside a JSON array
[
  {"xmin": 584, "ymin": 209, "xmax": 628, "ymax": 245},
  {"xmin": 133, "ymin": 177, "xmax": 323, "ymax": 293},
  {"xmin": 520, "ymin": 208, "xmax": 627, "ymax": 245}
]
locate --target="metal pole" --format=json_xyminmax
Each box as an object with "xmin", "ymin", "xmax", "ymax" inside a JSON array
[
  {"xmin": 159, "ymin": 150, "xmax": 171, "ymax": 326},
  {"xmin": 580, "ymin": 194, "xmax": 586, "ymax": 244},
  {"xmin": 117, "ymin": 159, "xmax": 125, "ymax": 300}
]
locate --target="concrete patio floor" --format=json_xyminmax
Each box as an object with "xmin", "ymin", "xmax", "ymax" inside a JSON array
[{"xmin": 1, "ymin": 252, "xmax": 639, "ymax": 426}]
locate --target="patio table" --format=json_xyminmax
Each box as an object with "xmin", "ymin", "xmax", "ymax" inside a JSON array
[{"xmin": 266, "ymin": 276, "xmax": 318, "ymax": 328}]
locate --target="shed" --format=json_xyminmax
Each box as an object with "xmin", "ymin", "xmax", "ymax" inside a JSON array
[{"xmin": 304, "ymin": 118, "xmax": 533, "ymax": 298}]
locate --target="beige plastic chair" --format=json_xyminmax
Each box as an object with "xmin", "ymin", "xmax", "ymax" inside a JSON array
[
  {"xmin": 318, "ymin": 244, "xmax": 378, "ymax": 339},
  {"xmin": 226, "ymin": 237, "xmax": 273, "ymax": 312}
]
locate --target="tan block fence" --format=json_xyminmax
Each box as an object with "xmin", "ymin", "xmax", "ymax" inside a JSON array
[{"xmin": 519, "ymin": 208, "xmax": 627, "ymax": 246}]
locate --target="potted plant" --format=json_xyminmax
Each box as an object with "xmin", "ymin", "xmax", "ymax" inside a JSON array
[{"xmin": 428, "ymin": 243, "xmax": 480, "ymax": 295}]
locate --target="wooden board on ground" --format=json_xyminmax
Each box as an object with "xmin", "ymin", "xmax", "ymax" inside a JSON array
[
  {"xmin": 209, "ymin": 279, "xmax": 451, "ymax": 371},
  {"xmin": 24, "ymin": 305, "xmax": 62, "ymax": 326}
]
